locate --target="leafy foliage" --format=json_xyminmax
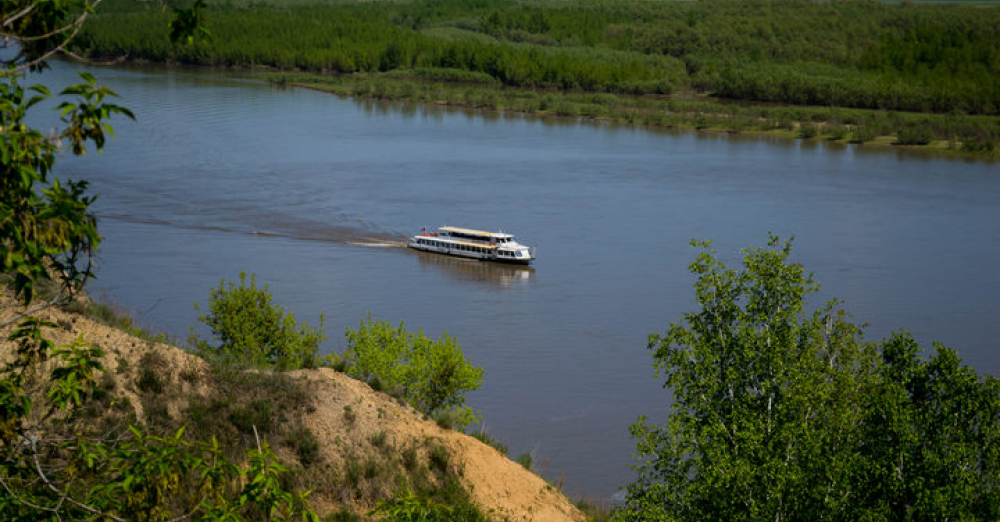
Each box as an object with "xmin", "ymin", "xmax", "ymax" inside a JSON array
[
  {"xmin": 371, "ymin": 490, "xmax": 455, "ymax": 522},
  {"xmin": 2, "ymin": 1, "xmax": 313, "ymax": 520},
  {"xmin": 1, "ymin": 72, "xmax": 131, "ymax": 309},
  {"xmin": 191, "ymin": 272, "xmax": 326, "ymax": 370},
  {"xmin": 75, "ymin": 0, "xmax": 1000, "ymax": 117},
  {"xmin": 616, "ymin": 237, "xmax": 1000, "ymax": 521},
  {"xmin": 68, "ymin": 0, "xmax": 1000, "ymax": 152},
  {"xmin": 340, "ymin": 314, "xmax": 483, "ymax": 429}
]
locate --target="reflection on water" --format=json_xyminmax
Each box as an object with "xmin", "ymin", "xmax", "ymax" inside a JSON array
[{"xmin": 412, "ymin": 250, "xmax": 536, "ymax": 289}]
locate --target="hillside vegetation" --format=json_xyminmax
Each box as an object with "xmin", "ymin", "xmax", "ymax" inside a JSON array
[
  {"xmin": 73, "ymin": 0, "xmax": 1000, "ymax": 154},
  {"xmin": 0, "ymin": 291, "xmax": 586, "ymax": 522}
]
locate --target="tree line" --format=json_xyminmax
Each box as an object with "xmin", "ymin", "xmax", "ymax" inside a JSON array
[{"xmin": 74, "ymin": 0, "xmax": 1000, "ymax": 117}]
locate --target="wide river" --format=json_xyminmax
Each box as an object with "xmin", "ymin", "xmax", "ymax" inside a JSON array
[{"xmin": 32, "ymin": 60, "xmax": 999, "ymax": 499}]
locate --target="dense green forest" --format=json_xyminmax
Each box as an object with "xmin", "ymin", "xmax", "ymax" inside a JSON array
[
  {"xmin": 73, "ymin": 0, "xmax": 1000, "ymax": 153},
  {"xmin": 77, "ymin": 0, "xmax": 1000, "ymax": 112}
]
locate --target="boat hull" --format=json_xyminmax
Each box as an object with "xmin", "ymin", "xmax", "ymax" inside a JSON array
[{"xmin": 408, "ymin": 241, "xmax": 533, "ymax": 265}]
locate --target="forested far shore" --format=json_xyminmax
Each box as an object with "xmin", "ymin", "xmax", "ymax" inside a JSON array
[{"xmin": 73, "ymin": 0, "xmax": 1000, "ymax": 156}]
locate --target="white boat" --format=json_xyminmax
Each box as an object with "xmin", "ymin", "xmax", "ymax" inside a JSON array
[{"xmin": 409, "ymin": 226, "xmax": 535, "ymax": 265}]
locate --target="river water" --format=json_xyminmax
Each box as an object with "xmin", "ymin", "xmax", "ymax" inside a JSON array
[{"xmin": 30, "ymin": 61, "xmax": 1000, "ymax": 499}]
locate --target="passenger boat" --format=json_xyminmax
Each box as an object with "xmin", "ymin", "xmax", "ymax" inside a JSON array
[{"xmin": 409, "ymin": 226, "xmax": 535, "ymax": 265}]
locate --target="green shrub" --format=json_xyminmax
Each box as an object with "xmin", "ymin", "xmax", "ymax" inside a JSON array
[
  {"xmin": 616, "ymin": 237, "xmax": 1000, "ymax": 521},
  {"xmin": 826, "ymin": 125, "xmax": 848, "ymax": 141},
  {"xmin": 798, "ymin": 123, "xmax": 818, "ymax": 139},
  {"xmin": 341, "ymin": 314, "xmax": 483, "ymax": 429},
  {"xmin": 135, "ymin": 351, "xmax": 166, "ymax": 394},
  {"xmin": 135, "ymin": 367, "xmax": 164, "ymax": 394},
  {"xmin": 287, "ymin": 426, "xmax": 321, "ymax": 466},
  {"xmin": 428, "ymin": 444, "xmax": 449, "ymax": 474},
  {"xmin": 962, "ymin": 139, "xmax": 996, "ymax": 152},
  {"xmin": 344, "ymin": 455, "xmax": 363, "ymax": 488},
  {"xmin": 434, "ymin": 411, "xmax": 456, "ymax": 430},
  {"xmin": 228, "ymin": 399, "xmax": 274, "ymax": 434},
  {"xmin": 470, "ymin": 427, "xmax": 508, "ymax": 456},
  {"xmin": 190, "ymin": 272, "xmax": 326, "ymax": 370},
  {"xmin": 850, "ymin": 125, "xmax": 877, "ymax": 144},
  {"xmin": 896, "ymin": 124, "xmax": 933, "ymax": 145},
  {"xmin": 401, "ymin": 446, "xmax": 418, "ymax": 472},
  {"xmin": 369, "ymin": 430, "xmax": 388, "ymax": 449},
  {"xmin": 179, "ymin": 368, "xmax": 198, "ymax": 383},
  {"xmin": 516, "ymin": 452, "xmax": 532, "ymax": 470},
  {"xmin": 372, "ymin": 490, "xmax": 454, "ymax": 522}
]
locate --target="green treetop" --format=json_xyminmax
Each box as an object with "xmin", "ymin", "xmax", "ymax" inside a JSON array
[{"xmin": 616, "ymin": 236, "xmax": 1000, "ymax": 522}]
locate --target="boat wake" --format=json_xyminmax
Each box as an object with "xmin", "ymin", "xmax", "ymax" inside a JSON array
[{"xmin": 97, "ymin": 213, "xmax": 410, "ymax": 249}]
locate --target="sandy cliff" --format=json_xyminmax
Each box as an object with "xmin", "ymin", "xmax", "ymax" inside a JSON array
[{"xmin": 0, "ymin": 294, "xmax": 584, "ymax": 522}]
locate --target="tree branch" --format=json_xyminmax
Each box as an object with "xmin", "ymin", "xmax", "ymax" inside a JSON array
[
  {"xmin": 0, "ymin": 296, "xmax": 67, "ymax": 331},
  {"xmin": 0, "ymin": 0, "xmax": 97, "ymax": 74},
  {"xmin": 1, "ymin": 3, "xmax": 36, "ymax": 29},
  {"xmin": 28, "ymin": 436, "xmax": 128, "ymax": 522}
]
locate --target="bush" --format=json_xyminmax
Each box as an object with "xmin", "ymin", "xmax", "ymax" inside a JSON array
[
  {"xmin": 190, "ymin": 272, "xmax": 326, "ymax": 369},
  {"xmin": 369, "ymin": 430, "xmax": 388, "ymax": 449},
  {"xmin": 135, "ymin": 367, "xmax": 164, "ymax": 394},
  {"xmin": 850, "ymin": 124, "xmax": 877, "ymax": 143},
  {"xmin": 340, "ymin": 314, "xmax": 483, "ymax": 429},
  {"xmin": 428, "ymin": 444, "xmax": 449, "ymax": 473},
  {"xmin": 896, "ymin": 124, "xmax": 934, "ymax": 145},
  {"xmin": 826, "ymin": 124, "xmax": 848, "ymax": 141},
  {"xmin": 961, "ymin": 138, "xmax": 996, "ymax": 153},
  {"xmin": 616, "ymin": 237, "xmax": 1000, "ymax": 521},
  {"xmin": 286, "ymin": 427, "xmax": 321, "ymax": 466},
  {"xmin": 516, "ymin": 452, "xmax": 532, "ymax": 470},
  {"xmin": 470, "ymin": 426, "xmax": 508, "ymax": 456},
  {"xmin": 135, "ymin": 351, "xmax": 166, "ymax": 394}
]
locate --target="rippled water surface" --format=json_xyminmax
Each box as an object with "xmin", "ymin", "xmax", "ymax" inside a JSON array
[{"xmin": 33, "ymin": 61, "xmax": 1000, "ymax": 498}]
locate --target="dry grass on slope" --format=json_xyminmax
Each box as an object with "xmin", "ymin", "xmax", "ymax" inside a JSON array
[
  {"xmin": 0, "ymin": 293, "xmax": 585, "ymax": 522},
  {"xmin": 291, "ymin": 368, "xmax": 585, "ymax": 521}
]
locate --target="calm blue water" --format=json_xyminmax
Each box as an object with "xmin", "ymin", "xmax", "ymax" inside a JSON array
[{"xmin": 28, "ymin": 60, "xmax": 1000, "ymax": 499}]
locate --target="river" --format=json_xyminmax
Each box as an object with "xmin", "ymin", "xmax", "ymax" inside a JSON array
[{"xmin": 29, "ymin": 60, "xmax": 1000, "ymax": 500}]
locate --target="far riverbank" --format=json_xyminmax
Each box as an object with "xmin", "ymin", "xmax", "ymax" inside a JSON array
[
  {"xmin": 72, "ymin": 0, "xmax": 1000, "ymax": 160},
  {"xmin": 276, "ymin": 69, "xmax": 999, "ymax": 161}
]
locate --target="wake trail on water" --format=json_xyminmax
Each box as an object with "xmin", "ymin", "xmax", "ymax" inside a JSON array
[{"xmin": 98, "ymin": 213, "xmax": 411, "ymax": 249}]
